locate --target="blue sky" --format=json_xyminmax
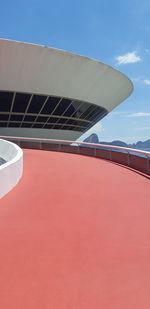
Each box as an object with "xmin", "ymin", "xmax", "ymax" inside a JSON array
[{"xmin": 0, "ymin": 0, "xmax": 150, "ymax": 143}]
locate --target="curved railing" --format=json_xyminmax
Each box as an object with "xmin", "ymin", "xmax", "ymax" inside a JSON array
[
  {"xmin": 0, "ymin": 136, "xmax": 150, "ymax": 176},
  {"xmin": 0, "ymin": 139, "xmax": 23, "ymax": 198}
]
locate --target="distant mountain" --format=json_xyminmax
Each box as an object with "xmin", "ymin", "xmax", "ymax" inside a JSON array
[
  {"xmin": 131, "ymin": 139, "xmax": 150, "ymax": 150},
  {"xmin": 100, "ymin": 139, "xmax": 150, "ymax": 150},
  {"xmin": 83, "ymin": 134, "xmax": 150, "ymax": 151},
  {"xmin": 99, "ymin": 140, "xmax": 127, "ymax": 147},
  {"xmin": 83, "ymin": 133, "xmax": 99, "ymax": 144}
]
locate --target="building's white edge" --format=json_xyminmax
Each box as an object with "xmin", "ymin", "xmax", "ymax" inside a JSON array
[
  {"xmin": 0, "ymin": 39, "xmax": 133, "ymax": 141},
  {"xmin": 0, "ymin": 39, "xmax": 133, "ymax": 112},
  {"xmin": 0, "ymin": 139, "xmax": 23, "ymax": 198},
  {"xmin": 0, "ymin": 128, "xmax": 81, "ymax": 140}
]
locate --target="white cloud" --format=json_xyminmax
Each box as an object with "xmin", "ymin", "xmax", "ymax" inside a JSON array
[
  {"xmin": 144, "ymin": 79, "xmax": 150, "ymax": 85},
  {"xmin": 106, "ymin": 111, "xmax": 128, "ymax": 119},
  {"xmin": 132, "ymin": 76, "xmax": 143, "ymax": 82},
  {"xmin": 134, "ymin": 126, "xmax": 150, "ymax": 131},
  {"xmin": 110, "ymin": 111, "xmax": 127, "ymax": 116},
  {"xmin": 115, "ymin": 51, "xmax": 141, "ymax": 65},
  {"xmin": 128, "ymin": 112, "xmax": 150, "ymax": 117}
]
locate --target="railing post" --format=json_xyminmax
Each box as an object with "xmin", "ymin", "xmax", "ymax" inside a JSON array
[
  {"xmin": 147, "ymin": 158, "xmax": 150, "ymax": 175},
  {"xmin": 128, "ymin": 151, "xmax": 131, "ymax": 166},
  {"xmin": 58, "ymin": 143, "xmax": 61, "ymax": 151},
  {"xmin": 127, "ymin": 152, "xmax": 130, "ymax": 167},
  {"xmin": 109, "ymin": 149, "xmax": 112, "ymax": 161},
  {"xmin": 77, "ymin": 144, "xmax": 80, "ymax": 154}
]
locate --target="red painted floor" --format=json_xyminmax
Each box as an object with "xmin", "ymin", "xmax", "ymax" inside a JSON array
[{"xmin": 0, "ymin": 149, "xmax": 150, "ymax": 309}]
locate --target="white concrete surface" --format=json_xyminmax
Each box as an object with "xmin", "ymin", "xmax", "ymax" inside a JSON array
[
  {"xmin": 0, "ymin": 128, "xmax": 81, "ymax": 140},
  {"xmin": 0, "ymin": 139, "xmax": 23, "ymax": 198},
  {"xmin": 0, "ymin": 39, "xmax": 133, "ymax": 112}
]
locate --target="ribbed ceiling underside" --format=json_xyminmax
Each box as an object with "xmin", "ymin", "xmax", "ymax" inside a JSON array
[{"xmin": 0, "ymin": 91, "xmax": 107, "ymax": 132}]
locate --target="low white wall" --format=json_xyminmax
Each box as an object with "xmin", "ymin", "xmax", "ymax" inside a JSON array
[
  {"xmin": 0, "ymin": 127, "xmax": 81, "ymax": 141},
  {"xmin": 0, "ymin": 139, "xmax": 23, "ymax": 199}
]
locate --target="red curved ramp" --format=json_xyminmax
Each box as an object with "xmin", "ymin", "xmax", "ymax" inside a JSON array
[{"xmin": 0, "ymin": 149, "xmax": 150, "ymax": 309}]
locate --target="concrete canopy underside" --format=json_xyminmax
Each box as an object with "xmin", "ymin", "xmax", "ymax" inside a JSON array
[
  {"xmin": 0, "ymin": 39, "xmax": 133, "ymax": 139},
  {"xmin": 0, "ymin": 149, "xmax": 150, "ymax": 309}
]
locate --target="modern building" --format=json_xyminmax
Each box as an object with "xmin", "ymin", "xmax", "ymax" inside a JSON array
[
  {"xmin": 0, "ymin": 39, "xmax": 133, "ymax": 140},
  {"xmin": 1, "ymin": 40, "xmax": 150, "ymax": 309}
]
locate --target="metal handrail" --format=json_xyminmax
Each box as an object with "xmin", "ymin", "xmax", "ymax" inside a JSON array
[
  {"xmin": 0, "ymin": 135, "xmax": 150, "ymax": 175},
  {"xmin": 0, "ymin": 135, "xmax": 149, "ymax": 156}
]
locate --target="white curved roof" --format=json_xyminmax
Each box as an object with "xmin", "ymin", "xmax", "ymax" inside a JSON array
[{"xmin": 0, "ymin": 39, "xmax": 133, "ymax": 112}]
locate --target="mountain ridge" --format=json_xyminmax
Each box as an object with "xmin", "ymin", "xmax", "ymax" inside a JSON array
[{"xmin": 83, "ymin": 134, "xmax": 150, "ymax": 150}]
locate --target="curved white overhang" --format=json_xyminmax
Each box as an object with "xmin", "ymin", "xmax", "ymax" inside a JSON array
[{"xmin": 0, "ymin": 39, "xmax": 133, "ymax": 112}]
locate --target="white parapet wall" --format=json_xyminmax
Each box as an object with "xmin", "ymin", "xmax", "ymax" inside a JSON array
[{"xmin": 0, "ymin": 139, "xmax": 23, "ymax": 199}]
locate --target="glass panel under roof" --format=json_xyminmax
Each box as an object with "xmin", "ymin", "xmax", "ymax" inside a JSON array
[
  {"xmin": 27, "ymin": 95, "xmax": 46, "ymax": 113},
  {"xmin": 0, "ymin": 91, "xmax": 13, "ymax": 112},
  {"xmin": 41, "ymin": 96, "xmax": 60, "ymax": 114},
  {"xmin": 13, "ymin": 93, "xmax": 31, "ymax": 113}
]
